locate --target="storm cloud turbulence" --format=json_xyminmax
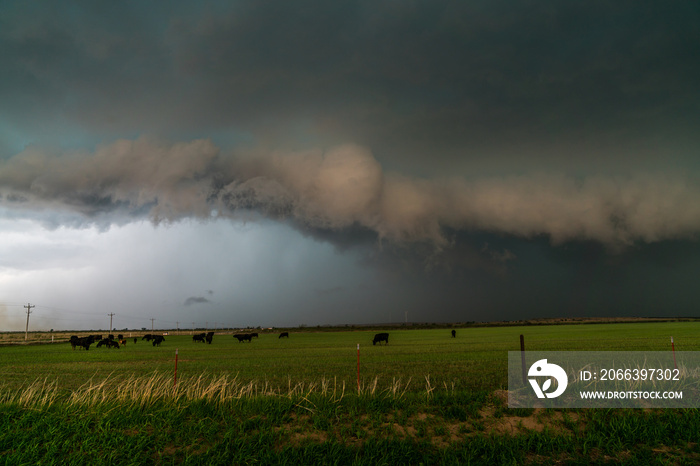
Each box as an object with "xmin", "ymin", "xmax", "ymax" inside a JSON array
[{"xmin": 3, "ymin": 139, "xmax": 700, "ymax": 248}]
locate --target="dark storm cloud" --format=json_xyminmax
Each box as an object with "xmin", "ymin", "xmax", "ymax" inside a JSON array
[
  {"xmin": 481, "ymin": 243, "xmax": 516, "ymax": 264},
  {"xmin": 361, "ymin": 232, "xmax": 700, "ymax": 322},
  {"xmin": 1, "ymin": 1, "xmax": 698, "ymax": 173},
  {"xmin": 168, "ymin": 1, "xmax": 700, "ymax": 147},
  {"xmin": 184, "ymin": 296, "xmax": 211, "ymax": 306},
  {"xmin": 315, "ymin": 286, "xmax": 345, "ymax": 297}
]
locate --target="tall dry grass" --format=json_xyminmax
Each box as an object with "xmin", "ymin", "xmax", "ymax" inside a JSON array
[
  {"xmin": 0, "ymin": 372, "xmax": 440, "ymax": 408},
  {"xmin": 0, "ymin": 378, "xmax": 59, "ymax": 408}
]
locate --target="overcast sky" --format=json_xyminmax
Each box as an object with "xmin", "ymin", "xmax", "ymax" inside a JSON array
[{"xmin": 1, "ymin": 1, "xmax": 699, "ymax": 331}]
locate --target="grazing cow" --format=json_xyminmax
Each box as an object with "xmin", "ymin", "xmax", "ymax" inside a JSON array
[
  {"xmin": 193, "ymin": 333, "xmax": 206, "ymax": 343},
  {"xmin": 119, "ymin": 339, "xmax": 127, "ymax": 346},
  {"xmin": 142, "ymin": 334, "xmax": 153, "ymax": 341},
  {"xmin": 372, "ymin": 333, "xmax": 389, "ymax": 346},
  {"xmin": 117, "ymin": 334, "xmax": 124, "ymax": 340},
  {"xmin": 108, "ymin": 334, "xmax": 115, "ymax": 340},
  {"xmin": 233, "ymin": 333, "xmax": 252, "ymax": 343},
  {"xmin": 250, "ymin": 332, "xmax": 258, "ymax": 338},
  {"xmin": 70, "ymin": 335, "xmax": 95, "ymax": 350},
  {"xmin": 97, "ymin": 338, "xmax": 119, "ymax": 349},
  {"xmin": 69, "ymin": 335, "xmax": 80, "ymax": 350},
  {"xmin": 133, "ymin": 337, "xmax": 138, "ymax": 344},
  {"xmin": 205, "ymin": 331, "xmax": 214, "ymax": 344},
  {"xmin": 152, "ymin": 335, "xmax": 165, "ymax": 346},
  {"xmin": 451, "ymin": 330, "xmax": 456, "ymax": 338},
  {"xmin": 279, "ymin": 332, "xmax": 289, "ymax": 339}
]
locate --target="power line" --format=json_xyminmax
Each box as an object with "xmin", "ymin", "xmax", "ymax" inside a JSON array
[
  {"xmin": 2, "ymin": 300, "xmax": 208, "ymax": 332},
  {"xmin": 0, "ymin": 302, "xmax": 30, "ymax": 308}
]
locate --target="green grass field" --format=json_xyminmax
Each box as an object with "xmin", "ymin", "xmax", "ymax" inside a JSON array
[
  {"xmin": 4, "ymin": 322, "xmax": 698, "ymax": 393},
  {"xmin": 1, "ymin": 322, "xmax": 700, "ymax": 464}
]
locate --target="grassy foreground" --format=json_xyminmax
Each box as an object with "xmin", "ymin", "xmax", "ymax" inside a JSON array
[{"xmin": 1, "ymin": 323, "xmax": 700, "ymax": 464}]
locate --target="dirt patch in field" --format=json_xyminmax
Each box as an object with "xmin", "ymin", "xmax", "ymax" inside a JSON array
[
  {"xmin": 289, "ymin": 431, "xmax": 329, "ymax": 445},
  {"xmin": 150, "ymin": 437, "xmax": 212, "ymax": 461},
  {"xmin": 271, "ymin": 390, "xmax": 584, "ymax": 450},
  {"xmin": 160, "ymin": 444, "xmax": 180, "ymax": 456},
  {"xmin": 481, "ymin": 389, "xmax": 582, "ymax": 436},
  {"xmin": 429, "ymin": 423, "xmax": 464, "ymax": 448},
  {"xmin": 479, "ymin": 405, "xmax": 581, "ymax": 436},
  {"xmin": 390, "ymin": 422, "xmax": 417, "ymax": 438}
]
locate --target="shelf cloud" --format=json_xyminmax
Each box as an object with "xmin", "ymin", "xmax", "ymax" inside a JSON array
[{"xmin": 2, "ymin": 139, "xmax": 699, "ymax": 251}]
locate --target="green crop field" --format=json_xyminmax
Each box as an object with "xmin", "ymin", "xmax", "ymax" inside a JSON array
[{"xmin": 1, "ymin": 322, "xmax": 700, "ymax": 464}]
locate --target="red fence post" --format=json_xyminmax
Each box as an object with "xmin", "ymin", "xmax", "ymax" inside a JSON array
[
  {"xmin": 671, "ymin": 337, "xmax": 677, "ymax": 369},
  {"xmin": 357, "ymin": 344, "xmax": 360, "ymax": 393}
]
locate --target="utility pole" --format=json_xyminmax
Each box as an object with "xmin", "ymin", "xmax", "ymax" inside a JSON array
[
  {"xmin": 150, "ymin": 318, "xmax": 155, "ymax": 333},
  {"xmin": 107, "ymin": 313, "xmax": 115, "ymax": 331},
  {"xmin": 191, "ymin": 322, "xmax": 195, "ymax": 335},
  {"xmin": 176, "ymin": 321, "xmax": 179, "ymax": 335},
  {"xmin": 24, "ymin": 303, "xmax": 35, "ymax": 341}
]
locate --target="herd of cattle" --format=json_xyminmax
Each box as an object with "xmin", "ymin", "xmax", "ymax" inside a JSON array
[
  {"xmin": 193, "ymin": 331, "xmax": 286, "ymax": 343},
  {"xmin": 69, "ymin": 333, "xmax": 165, "ymax": 350},
  {"xmin": 69, "ymin": 330, "xmax": 456, "ymax": 350},
  {"xmin": 192, "ymin": 332, "xmax": 215, "ymax": 343}
]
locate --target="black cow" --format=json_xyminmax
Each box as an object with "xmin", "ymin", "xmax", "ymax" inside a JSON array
[
  {"xmin": 142, "ymin": 334, "xmax": 153, "ymax": 341},
  {"xmin": 152, "ymin": 335, "xmax": 165, "ymax": 346},
  {"xmin": 279, "ymin": 332, "xmax": 289, "ymax": 339},
  {"xmin": 250, "ymin": 332, "xmax": 259, "ymax": 338},
  {"xmin": 117, "ymin": 334, "xmax": 124, "ymax": 340},
  {"xmin": 205, "ymin": 331, "xmax": 214, "ymax": 344},
  {"xmin": 69, "ymin": 335, "xmax": 80, "ymax": 350},
  {"xmin": 193, "ymin": 333, "xmax": 206, "ymax": 343},
  {"xmin": 96, "ymin": 338, "xmax": 120, "ymax": 349},
  {"xmin": 133, "ymin": 337, "xmax": 138, "ymax": 344},
  {"xmin": 372, "ymin": 333, "xmax": 389, "ymax": 346},
  {"xmin": 451, "ymin": 330, "xmax": 456, "ymax": 338},
  {"xmin": 98, "ymin": 338, "xmax": 120, "ymax": 349},
  {"xmin": 234, "ymin": 333, "xmax": 252, "ymax": 343},
  {"xmin": 70, "ymin": 335, "xmax": 95, "ymax": 350}
]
